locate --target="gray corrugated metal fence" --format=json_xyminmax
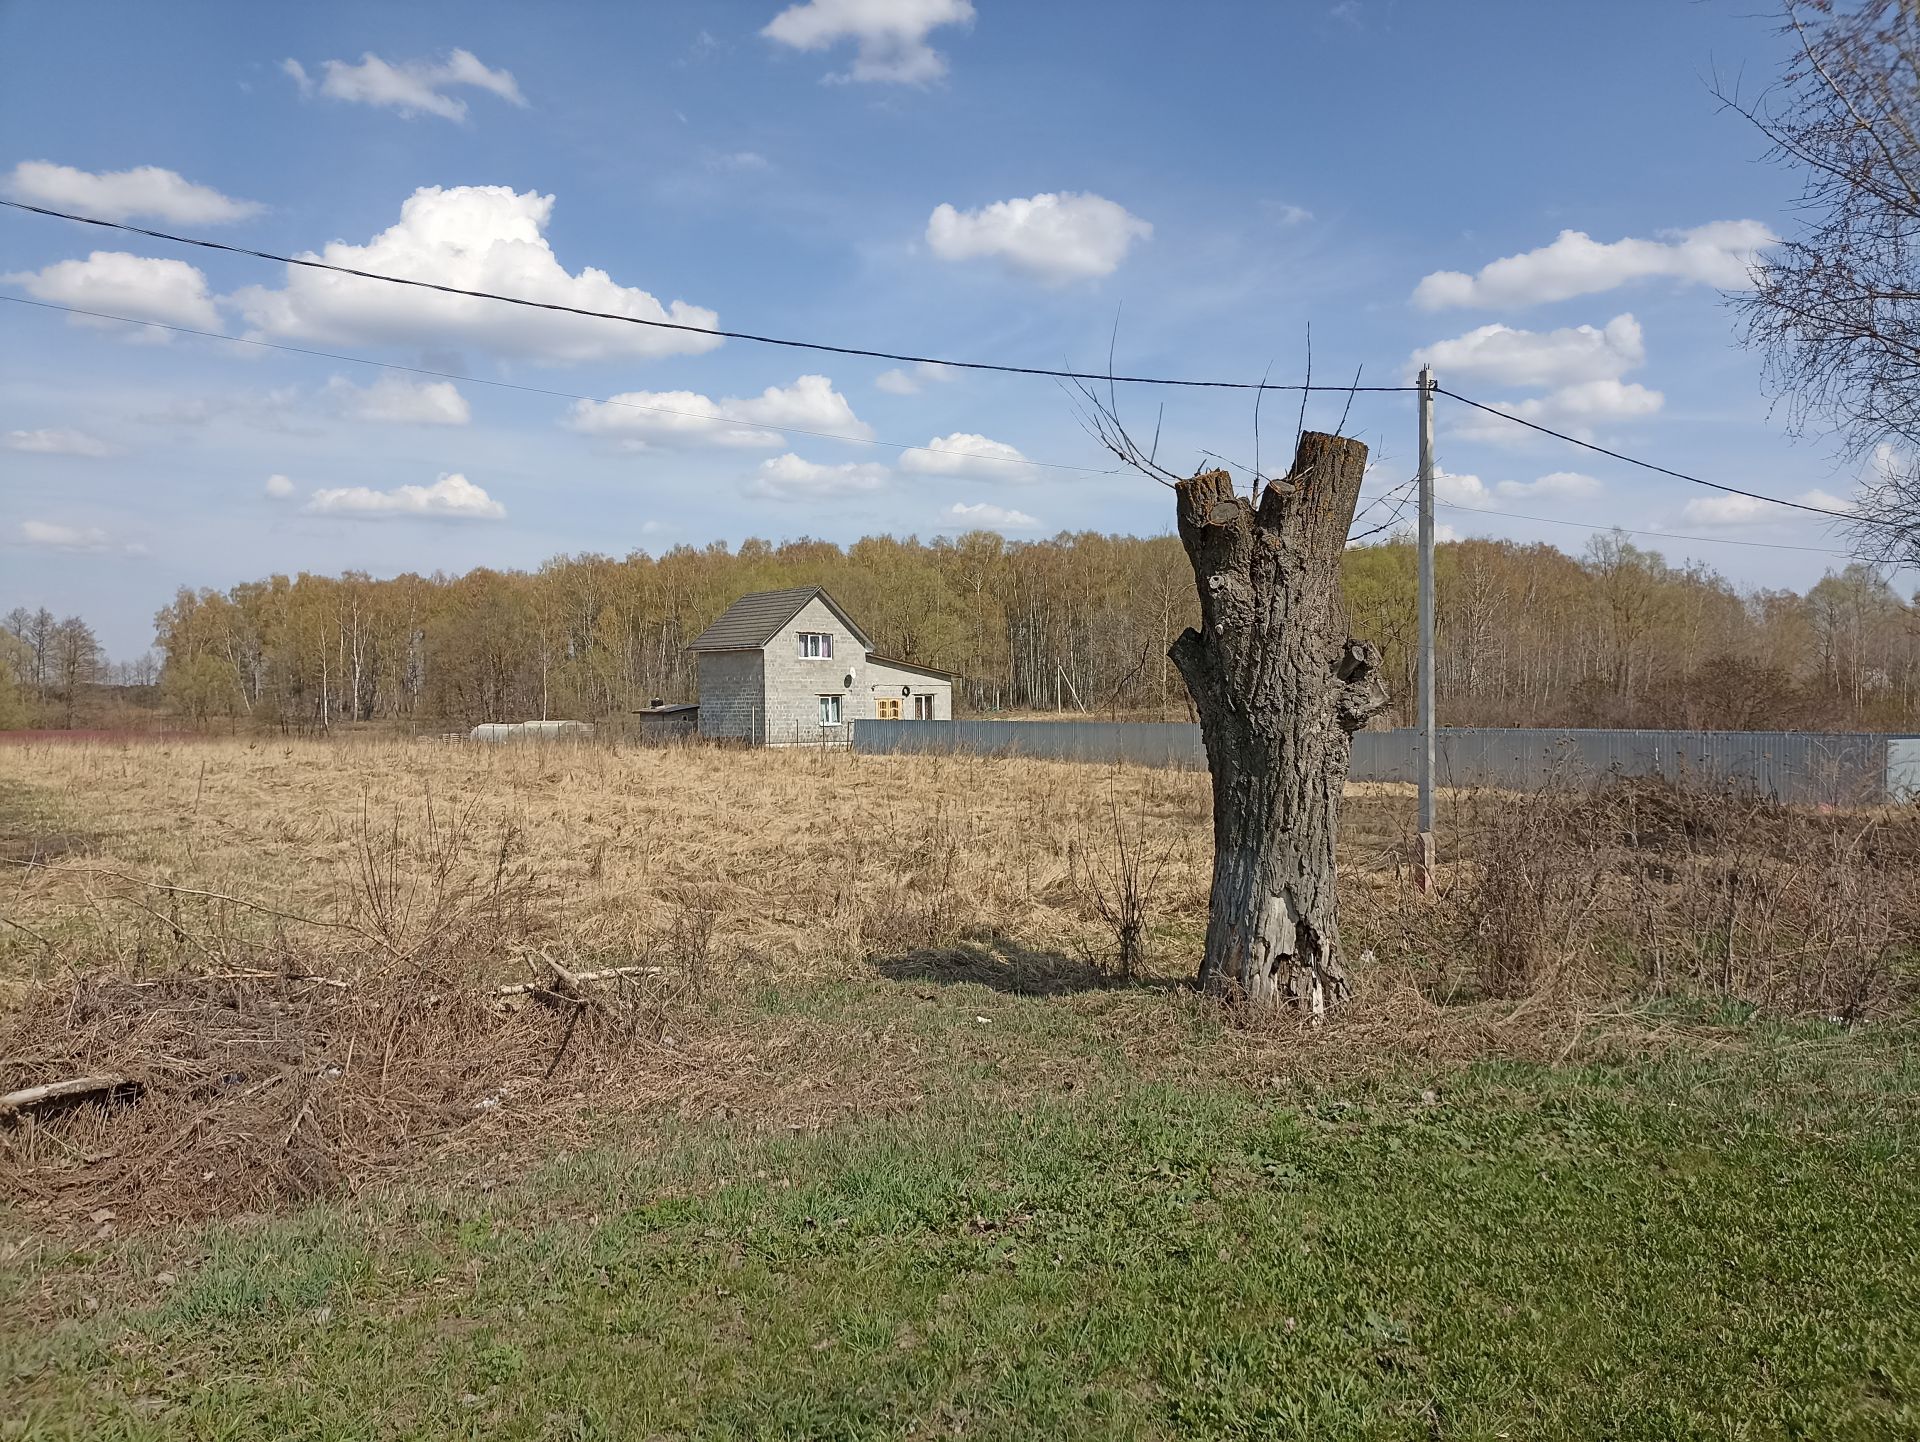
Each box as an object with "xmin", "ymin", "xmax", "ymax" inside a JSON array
[{"xmin": 852, "ymin": 720, "xmax": 1920, "ymax": 804}]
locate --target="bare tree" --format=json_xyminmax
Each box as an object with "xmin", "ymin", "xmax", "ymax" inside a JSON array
[
  {"xmin": 1719, "ymin": 0, "xmax": 1920, "ymax": 566},
  {"xmin": 1075, "ymin": 379, "xmax": 1389, "ymax": 1015},
  {"xmin": 50, "ymin": 616, "xmax": 101, "ymax": 729}
]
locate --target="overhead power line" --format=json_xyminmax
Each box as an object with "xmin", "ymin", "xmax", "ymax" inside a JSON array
[
  {"xmin": 1434, "ymin": 385, "xmax": 1874, "ymax": 527},
  {"xmin": 1434, "ymin": 499, "xmax": 1858, "ymax": 557},
  {"xmin": 1, "ymin": 199, "xmax": 1895, "ymax": 531},
  {"xmin": 0, "ymin": 200, "xmax": 1420, "ymax": 395},
  {"xmin": 0, "ymin": 295, "xmax": 1108, "ymax": 474}
]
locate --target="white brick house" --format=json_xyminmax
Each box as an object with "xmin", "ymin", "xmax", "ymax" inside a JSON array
[{"xmin": 687, "ymin": 586, "xmax": 954, "ymax": 744}]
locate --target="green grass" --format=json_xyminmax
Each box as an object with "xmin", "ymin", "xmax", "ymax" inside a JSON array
[{"xmin": 6, "ymin": 1009, "xmax": 1918, "ymax": 1441}]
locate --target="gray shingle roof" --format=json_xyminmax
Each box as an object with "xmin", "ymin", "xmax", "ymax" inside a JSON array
[{"xmin": 686, "ymin": 586, "xmax": 874, "ymax": 652}]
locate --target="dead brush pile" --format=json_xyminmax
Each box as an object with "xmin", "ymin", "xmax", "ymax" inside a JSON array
[
  {"xmin": 1440, "ymin": 775, "xmax": 1920, "ymax": 1016},
  {"xmin": 0, "ymin": 804, "xmax": 740, "ymax": 1228}
]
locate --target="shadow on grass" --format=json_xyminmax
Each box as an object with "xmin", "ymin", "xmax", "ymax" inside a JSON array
[{"xmin": 873, "ymin": 935, "xmax": 1188, "ymax": 997}]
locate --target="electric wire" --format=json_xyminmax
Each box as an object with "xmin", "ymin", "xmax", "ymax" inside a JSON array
[
  {"xmin": 0, "ymin": 200, "xmax": 1422, "ymax": 395},
  {"xmin": 0, "ymin": 295, "xmax": 1111, "ymax": 474},
  {"xmin": 1433, "ymin": 384, "xmax": 1879, "ymax": 527},
  {"xmin": 1434, "ymin": 499, "xmax": 1860, "ymax": 557},
  {"xmin": 0, "ymin": 199, "xmax": 1901, "ymax": 532}
]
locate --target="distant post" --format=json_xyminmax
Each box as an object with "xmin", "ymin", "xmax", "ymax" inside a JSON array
[{"xmin": 1415, "ymin": 364, "xmax": 1437, "ymax": 890}]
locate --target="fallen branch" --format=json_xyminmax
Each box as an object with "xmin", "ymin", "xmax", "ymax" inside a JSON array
[
  {"xmin": 491, "ymin": 965, "xmax": 662, "ymax": 997},
  {"xmin": 128, "ymin": 969, "xmax": 351, "ymax": 990},
  {"xmin": 0, "ymin": 1075, "xmax": 136, "ymax": 1123}
]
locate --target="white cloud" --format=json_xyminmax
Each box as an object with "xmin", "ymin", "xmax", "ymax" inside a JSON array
[
  {"xmin": 230, "ymin": 185, "xmax": 719, "ymax": 365},
  {"xmin": 1426, "ymin": 468, "xmax": 1606, "ymax": 510},
  {"xmin": 1434, "ymin": 469, "xmax": 1494, "ymax": 509},
  {"xmin": 1457, "ymin": 379, "xmax": 1665, "ymax": 445},
  {"xmin": 941, "ymin": 501, "xmax": 1039, "ymax": 531},
  {"xmin": 566, "ymin": 374, "xmax": 868, "ymax": 448},
  {"xmin": 1414, "ymin": 314, "xmax": 1644, "ymax": 388},
  {"xmin": 18, "ymin": 520, "xmax": 142, "ymax": 554},
  {"xmin": 5, "ymin": 427, "xmax": 117, "ymax": 457},
  {"xmin": 1524, "ymin": 380, "xmax": 1663, "ymax": 424},
  {"xmin": 3, "ymin": 161, "xmax": 261, "ymax": 225},
  {"xmin": 1413, "ymin": 221, "xmax": 1776, "ymax": 309},
  {"xmin": 1497, "ymin": 470, "xmax": 1603, "ymax": 501},
  {"xmin": 324, "ymin": 374, "xmax": 471, "ymax": 425},
  {"xmin": 305, "ymin": 472, "xmax": 506, "ymax": 520},
  {"xmin": 1680, "ymin": 489, "xmax": 1853, "ymax": 526},
  {"xmin": 763, "ymin": 0, "xmax": 974, "ymax": 84},
  {"xmin": 748, "ymin": 452, "xmax": 890, "ymax": 500},
  {"xmin": 926, "ymin": 192, "xmax": 1151, "ymax": 283},
  {"xmin": 874, "ymin": 361, "xmax": 955, "ymax": 395},
  {"xmin": 5, "ymin": 250, "xmax": 221, "ymax": 333},
  {"xmin": 264, "ymin": 473, "xmax": 296, "ymax": 499},
  {"xmin": 707, "ymin": 150, "xmax": 770, "ymax": 173},
  {"xmin": 285, "ymin": 49, "xmax": 526, "ymax": 120},
  {"xmin": 899, "ymin": 431, "xmax": 1030, "ymax": 478}
]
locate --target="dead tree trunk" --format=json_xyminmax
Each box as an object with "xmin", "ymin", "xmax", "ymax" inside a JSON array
[{"xmin": 1171, "ymin": 433, "xmax": 1389, "ymax": 1016}]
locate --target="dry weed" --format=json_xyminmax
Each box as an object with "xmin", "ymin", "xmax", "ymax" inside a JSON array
[{"xmin": 1, "ymin": 738, "xmax": 1913, "ymax": 1229}]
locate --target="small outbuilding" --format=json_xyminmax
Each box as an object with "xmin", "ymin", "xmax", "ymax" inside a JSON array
[
  {"xmin": 633, "ymin": 701, "xmax": 699, "ymax": 743},
  {"xmin": 687, "ymin": 585, "xmax": 955, "ymax": 745}
]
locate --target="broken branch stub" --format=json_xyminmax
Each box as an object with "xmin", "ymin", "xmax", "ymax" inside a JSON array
[{"xmin": 1171, "ymin": 433, "xmax": 1390, "ymax": 1016}]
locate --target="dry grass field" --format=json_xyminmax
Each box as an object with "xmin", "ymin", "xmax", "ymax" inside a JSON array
[{"xmin": 2, "ymin": 737, "xmax": 1917, "ymax": 1437}]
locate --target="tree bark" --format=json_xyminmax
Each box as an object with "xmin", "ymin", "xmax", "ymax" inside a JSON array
[{"xmin": 1170, "ymin": 434, "xmax": 1389, "ymax": 1016}]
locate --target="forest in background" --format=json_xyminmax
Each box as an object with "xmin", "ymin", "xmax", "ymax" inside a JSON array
[{"xmin": 5, "ymin": 528, "xmax": 1918, "ymax": 734}]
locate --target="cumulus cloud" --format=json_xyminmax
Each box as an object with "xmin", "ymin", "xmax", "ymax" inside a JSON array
[
  {"xmin": 1434, "ymin": 469, "xmax": 1494, "ymax": 510},
  {"xmin": 763, "ymin": 0, "xmax": 974, "ymax": 84},
  {"xmin": 230, "ymin": 186, "xmax": 719, "ymax": 364},
  {"xmin": 1431, "ymin": 469, "xmax": 1603, "ymax": 510},
  {"xmin": 1456, "ymin": 378, "xmax": 1665, "ymax": 445},
  {"xmin": 899, "ymin": 432, "xmax": 1030, "ymax": 478},
  {"xmin": 566, "ymin": 374, "xmax": 867, "ymax": 448},
  {"xmin": 324, "ymin": 374, "xmax": 471, "ymax": 425},
  {"xmin": 748, "ymin": 452, "xmax": 890, "ymax": 500},
  {"xmin": 927, "ymin": 192, "xmax": 1151, "ymax": 283},
  {"xmin": 1413, "ymin": 314, "xmax": 1644, "ymax": 388},
  {"xmin": 1497, "ymin": 470, "xmax": 1603, "ymax": 501},
  {"xmin": 305, "ymin": 472, "xmax": 506, "ymax": 520},
  {"xmin": 18, "ymin": 520, "xmax": 142, "ymax": 554},
  {"xmin": 264, "ymin": 473, "xmax": 296, "ymax": 499},
  {"xmin": 5, "ymin": 427, "xmax": 117, "ymax": 457},
  {"xmin": 283, "ymin": 49, "xmax": 526, "ymax": 120},
  {"xmin": 874, "ymin": 361, "xmax": 955, "ymax": 395},
  {"xmin": 1413, "ymin": 221, "xmax": 1776, "ymax": 309},
  {"xmin": 4, "ymin": 161, "xmax": 261, "ymax": 225},
  {"xmin": 941, "ymin": 501, "xmax": 1039, "ymax": 531},
  {"xmin": 1680, "ymin": 489, "xmax": 1853, "ymax": 526},
  {"xmin": 5, "ymin": 250, "xmax": 221, "ymax": 333}
]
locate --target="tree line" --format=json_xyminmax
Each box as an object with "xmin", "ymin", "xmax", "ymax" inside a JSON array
[
  {"xmin": 112, "ymin": 529, "xmax": 1919, "ymax": 735},
  {"xmin": 0, "ymin": 608, "xmax": 123, "ymax": 730}
]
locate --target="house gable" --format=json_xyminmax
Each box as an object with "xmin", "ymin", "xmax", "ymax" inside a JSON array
[{"xmin": 687, "ymin": 586, "xmax": 874, "ymax": 653}]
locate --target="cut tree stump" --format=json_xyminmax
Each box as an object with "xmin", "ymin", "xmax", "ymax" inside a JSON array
[{"xmin": 1171, "ymin": 434, "xmax": 1390, "ymax": 1017}]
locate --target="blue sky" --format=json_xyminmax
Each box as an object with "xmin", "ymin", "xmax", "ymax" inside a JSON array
[{"xmin": 1, "ymin": 0, "xmax": 1903, "ymax": 656}]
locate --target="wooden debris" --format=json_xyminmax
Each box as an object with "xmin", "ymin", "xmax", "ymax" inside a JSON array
[
  {"xmin": 490, "ymin": 965, "xmax": 662, "ymax": 997},
  {"xmin": 0, "ymin": 1075, "xmax": 138, "ymax": 1123}
]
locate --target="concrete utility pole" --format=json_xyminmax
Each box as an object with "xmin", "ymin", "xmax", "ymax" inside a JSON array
[{"xmin": 1415, "ymin": 364, "xmax": 1437, "ymax": 890}]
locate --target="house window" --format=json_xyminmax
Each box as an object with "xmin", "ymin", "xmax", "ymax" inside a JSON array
[
  {"xmin": 914, "ymin": 694, "xmax": 935, "ymax": 720},
  {"xmin": 818, "ymin": 694, "xmax": 842, "ymax": 726},
  {"xmin": 876, "ymin": 697, "xmax": 902, "ymax": 720},
  {"xmin": 797, "ymin": 632, "xmax": 833, "ymax": 659}
]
